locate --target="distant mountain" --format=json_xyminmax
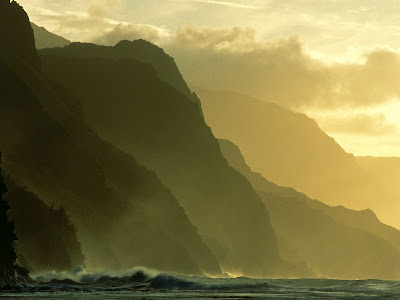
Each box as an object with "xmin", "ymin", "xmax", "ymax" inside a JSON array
[
  {"xmin": 40, "ymin": 42, "xmax": 281, "ymax": 277},
  {"xmin": 219, "ymin": 138, "xmax": 400, "ymax": 279},
  {"xmin": 0, "ymin": 1, "xmax": 220, "ymax": 276},
  {"xmin": 31, "ymin": 23, "xmax": 70, "ymax": 49},
  {"xmin": 198, "ymin": 89, "xmax": 400, "ymax": 229}
]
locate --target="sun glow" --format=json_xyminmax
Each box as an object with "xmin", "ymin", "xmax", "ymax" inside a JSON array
[{"xmin": 305, "ymin": 100, "xmax": 400, "ymax": 157}]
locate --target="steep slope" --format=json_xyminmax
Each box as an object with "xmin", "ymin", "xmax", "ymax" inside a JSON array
[
  {"xmin": 5, "ymin": 179, "xmax": 85, "ymax": 272},
  {"xmin": 218, "ymin": 139, "xmax": 400, "ymax": 280},
  {"xmin": 0, "ymin": 154, "xmax": 19, "ymax": 286},
  {"xmin": 0, "ymin": 1, "xmax": 220, "ymax": 275},
  {"xmin": 198, "ymin": 89, "xmax": 400, "ymax": 228},
  {"xmin": 40, "ymin": 43, "xmax": 281, "ymax": 276},
  {"xmin": 0, "ymin": 0, "xmax": 40, "ymax": 70},
  {"xmin": 39, "ymin": 40, "xmax": 198, "ymax": 103},
  {"xmin": 31, "ymin": 23, "xmax": 71, "ymax": 49}
]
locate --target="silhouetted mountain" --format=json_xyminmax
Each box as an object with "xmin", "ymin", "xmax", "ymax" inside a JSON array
[
  {"xmin": 219, "ymin": 138, "xmax": 400, "ymax": 279},
  {"xmin": 198, "ymin": 89, "xmax": 400, "ymax": 229},
  {"xmin": 40, "ymin": 40, "xmax": 199, "ymax": 103},
  {"xmin": 0, "ymin": 0, "xmax": 40, "ymax": 70},
  {"xmin": 0, "ymin": 2, "xmax": 220, "ymax": 275},
  {"xmin": 5, "ymin": 179, "xmax": 85, "ymax": 272},
  {"xmin": 31, "ymin": 23, "xmax": 70, "ymax": 49},
  {"xmin": 40, "ymin": 42, "xmax": 281, "ymax": 276}
]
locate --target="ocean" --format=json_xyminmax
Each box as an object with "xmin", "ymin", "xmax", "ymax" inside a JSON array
[{"xmin": 1, "ymin": 268, "xmax": 400, "ymax": 299}]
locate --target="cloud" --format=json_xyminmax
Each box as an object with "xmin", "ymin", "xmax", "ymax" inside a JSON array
[
  {"xmin": 170, "ymin": 0, "xmax": 264, "ymax": 9},
  {"xmin": 19, "ymin": 1, "xmax": 400, "ymax": 155},
  {"xmin": 159, "ymin": 24, "xmax": 400, "ymax": 110},
  {"xmin": 330, "ymin": 50, "xmax": 400, "ymax": 107},
  {"xmin": 166, "ymin": 24, "xmax": 332, "ymax": 108},
  {"xmin": 174, "ymin": 23, "xmax": 256, "ymax": 50},
  {"xmin": 315, "ymin": 113, "xmax": 400, "ymax": 135},
  {"xmin": 87, "ymin": 0, "xmax": 126, "ymax": 18},
  {"xmin": 90, "ymin": 22, "xmax": 400, "ymax": 110},
  {"xmin": 93, "ymin": 23, "xmax": 169, "ymax": 46}
]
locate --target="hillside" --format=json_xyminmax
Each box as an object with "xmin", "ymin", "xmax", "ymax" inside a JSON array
[
  {"xmin": 39, "ymin": 42, "xmax": 281, "ymax": 277},
  {"xmin": 0, "ymin": 154, "xmax": 19, "ymax": 286},
  {"xmin": 219, "ymin": 138, "xmax": 400, "ymax": 279},
  {"xmin": 0, "ymin": 0, "xmax": 220, "ymax": 276},
  {"xmin": 6, "ymin": 179, "xmax": 85, "ymax": 272},
  {"xmin": 31, "ymin": 23, "xmax": 71, "ymax": 49},
  {"xmin": 39, "ymin": 40, "xmax": 199, "ymax": 104},
  {"xmin": 198, "ymin": 89, "xmax": 400, "ymax": 229}
]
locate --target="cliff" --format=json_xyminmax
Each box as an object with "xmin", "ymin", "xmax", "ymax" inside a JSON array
[
  {"xmin": 40, "ymin": 42, "xmax": 281, "ymax": 276},
  {"xmin": 198, "ymin": 89, "xmax": 400, "ymax": 229},
  {"xmin": 219, "ymin": 139, "xmax": 400, "ymax": 279},
  {"xmin": 0, "ymin": 1, "xmax": 220, "ymax": 275}
]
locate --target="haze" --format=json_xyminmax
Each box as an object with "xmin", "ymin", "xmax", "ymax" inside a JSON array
[
  {"xmin": 19, "ymin": 0, "xmax": 400, "ymax": 157},
  {"xmin": 2, "ymin": 0, "xmax": 400, "ymax": 288}
]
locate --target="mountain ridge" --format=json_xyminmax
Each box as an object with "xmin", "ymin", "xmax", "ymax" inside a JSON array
[
  {"xmin": 40, "ymin": 42, "xmax": 282, "ymax": 277},
  {"xmin": 218, "ymin": 138, "xmax": 400, "ymax": 279},
  {"xmin": 198, "ymin": 88, "xmax": 400, "ymax": 229},
  {"xmin": 31, "ymin": 23, "xmax": 71, "ymax": 49},
  {"xmin": 0, "ymin": 1, "xmax": 221, "ymax": 276}
]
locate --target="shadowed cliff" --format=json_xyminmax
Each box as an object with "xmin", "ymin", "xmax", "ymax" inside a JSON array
[
  {"xmin": 39, "ymin": 42, "xmax": 281, "ymax": 277},
  {"xmin": 5, "ymin": 179, "xmax": 85, "ymax": 273},
  {"xmin": 0, "ymin": 154, "xmax": 20, "ymax": 286},
  {"xmin": 0, "ymin": 0, "xmax": 40, "ymax": 70},
  {"xmin": 198, "ymin": 89, "xmax": 400, "ymax": 229},
  {"xmin": 0, "ymin": 1, "xmax": 220, "ymax": 276},
  {"xmin": 218, "ymin": 138, "xmax": 400, "ymax": 280},
  {"xmin": 39, "ymin": 40, "xmax": 198, "ymax": 103}
]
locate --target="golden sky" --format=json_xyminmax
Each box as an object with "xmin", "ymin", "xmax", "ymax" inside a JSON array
[{"xmin": 19, "ymin": 0, "xmax": 400, "ymax": 157}]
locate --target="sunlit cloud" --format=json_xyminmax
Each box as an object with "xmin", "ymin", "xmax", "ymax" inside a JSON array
[
  {"xmin": 308, "ymin": 111, "xmax": 399, "ymax": 136},
  {"xmin": 93, "ymin": 23, "xmax": 170, "ymax": 46},
  {"xmin": 169, "ymin": 0, "xmax": 265, "ymax": 9},
  {"xmin": 306, "ymin": 101, "xmax": 400, "ymax": 156},
  {"xmin": 18, "ymin": 0, "xmax": 400, "ymax": 156}
]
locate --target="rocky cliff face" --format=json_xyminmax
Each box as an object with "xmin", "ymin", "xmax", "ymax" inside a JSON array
[
  {"xmin": 5, "ymin": 179, "xmax": 85, "ymax": 272},
  {"xmin": 40, "ymin": 43, "xmax": 281, "ymax": 277},
  {"xmin": 0, "ymin": 1, "xmax": 220, "ymax": 275},
  {"xmin": 40, "ymin": 40, "xmax": 198, "ymax": 102},
  {"xmin": 218, "ymin": 138, "xmax": 400, "ymax": 280},
  {"xmin": 0, "ymin": 0, "xmax": 40, "ymax": 70},
  {"xmin": 0, "ymin": 153, "xmax": 19, "ymax": 286},
  {"xmin": 199, "ymin": 89, "xmax": 400, "ymax": 229}
]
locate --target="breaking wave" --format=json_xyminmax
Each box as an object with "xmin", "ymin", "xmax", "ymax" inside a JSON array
[
  {"xmin": 2, "ymin": 267, "xmax": 399, "ymax": 299},
  {"xmin": 32, "ymin": 266, "xmax": 276, "ymax": 291}
]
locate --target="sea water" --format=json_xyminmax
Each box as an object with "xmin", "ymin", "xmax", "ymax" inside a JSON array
[{"xmin": 1, "ymin": 268, "xmax": 400, "ymax": 299}]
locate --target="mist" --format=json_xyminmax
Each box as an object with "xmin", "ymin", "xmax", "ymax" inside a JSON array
[{"xmin": 1, "ymin": 1, "xmax": 400, "ymax": 296}]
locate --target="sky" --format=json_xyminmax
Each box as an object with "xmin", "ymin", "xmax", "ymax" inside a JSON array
[{"xmin": 19, "ymin": 0, "xmax": 400, "ymax": 157}]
